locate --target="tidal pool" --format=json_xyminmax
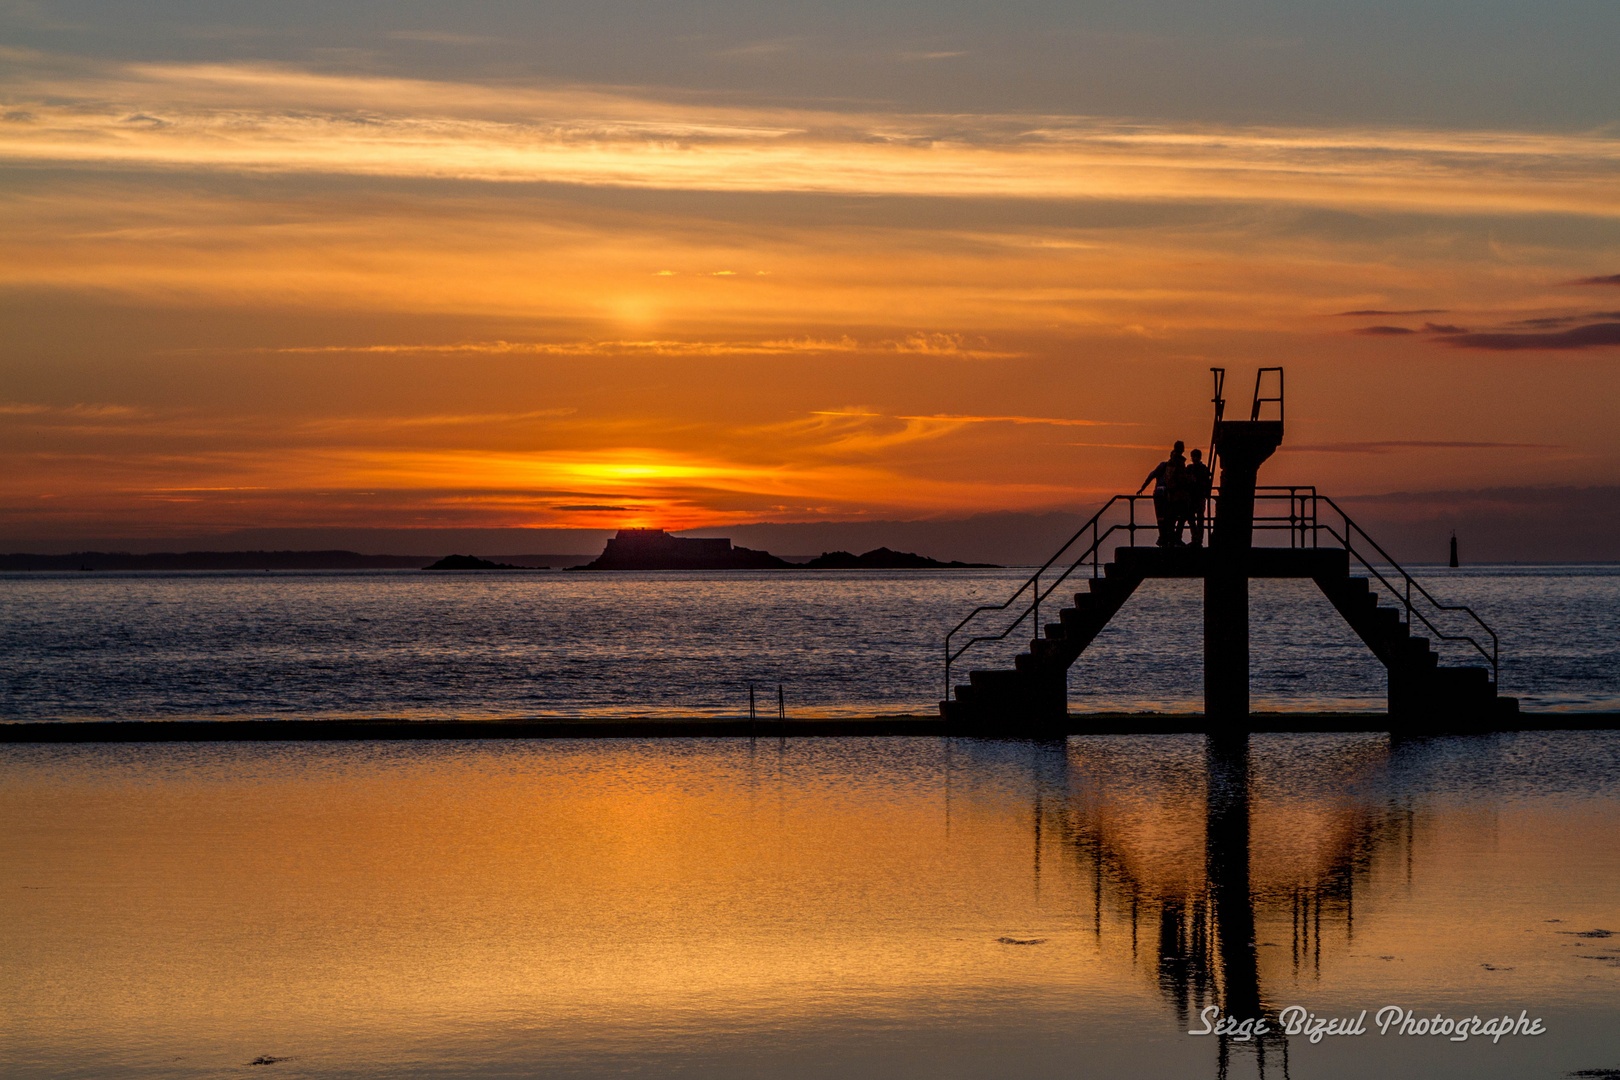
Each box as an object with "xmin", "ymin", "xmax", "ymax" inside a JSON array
[{"xmin": 2, "ymin": 732, "xmax": 1616, "ymax": 1079}]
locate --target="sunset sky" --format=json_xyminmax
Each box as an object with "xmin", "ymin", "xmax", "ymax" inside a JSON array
[{"xmin": 3, "ymin": 0, "xmax": 1618, "ymax": 551}]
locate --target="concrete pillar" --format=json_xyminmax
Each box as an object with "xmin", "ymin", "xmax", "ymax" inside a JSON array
[
  {"xmin": 1203, "ymin": 420, "xmax": 1281, "ymax": 723},
  {"xmin": 1204, "ymin": 572, "xmax": 1250, "ymax": 720}
]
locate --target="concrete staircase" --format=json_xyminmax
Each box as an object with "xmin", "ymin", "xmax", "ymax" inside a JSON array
[{"xmin": 941, "ymin": 545, "xmax": 1516, "ymax": 735}]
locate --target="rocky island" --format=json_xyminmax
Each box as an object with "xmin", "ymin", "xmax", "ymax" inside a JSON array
[
  {"xmin": 574, "ymin": 529, "xmax": 998, "ymax": 570},
  {"xmin": 423, "ymin": 554, "xmax": 525, "ymax": 570},
  {"xmin": 800, "ymin": 546, "xmax": 998, "ymax": 569},
  {"xmin": 577, "ymin": 529, "xmax": 790, "ymax": 570}
]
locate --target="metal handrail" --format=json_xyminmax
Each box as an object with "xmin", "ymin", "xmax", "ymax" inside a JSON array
[
  {"xmin": 1245, "ymin": 487, "xmax": 1498, "ymax": 682},
  {"xmin": 1247, "ymin": 486, "xmax": 1496, "ymax": 681},
  {"xmin": 943, "ymin": 494, "xmax": 1152, "ymax": 699},
  {"xmin": 942, "ymin": 484, "xmax": 1500, "ymax": 699},
  {"xmin": 1251, "ymin": 368, "xmax": 1284, "ymax": 422},
  {"xmin": 1307, "ymin": 493, "xmax": 1498, "ymax": 682}
]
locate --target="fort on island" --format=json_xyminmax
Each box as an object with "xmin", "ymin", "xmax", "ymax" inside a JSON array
[
  {"xmin": 577, "ymin": 529, "xmax": 997, "ymax": 571},
  {"xmin": 581, "ymin": 529, "xmax": 791, "ymax": 571}
]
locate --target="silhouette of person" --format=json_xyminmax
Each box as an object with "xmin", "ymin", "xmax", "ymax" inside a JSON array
[
  {"xmin": 1179, "ymin": 448, "xmax": 1212, "ymax": 547},
  {"xmin": 1137, "ymin": 441, "xmax": 1186, "ymax": 547}
]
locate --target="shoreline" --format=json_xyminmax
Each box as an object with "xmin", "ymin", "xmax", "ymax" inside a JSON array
[{"xmin": 2, "ymin": 713, "xmax": 1616, "ymax": 742}]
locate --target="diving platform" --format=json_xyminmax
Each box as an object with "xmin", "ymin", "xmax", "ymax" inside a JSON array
[{"xmin": 941, "ymin": 368, "xmax": 1516, "ymax": 737}]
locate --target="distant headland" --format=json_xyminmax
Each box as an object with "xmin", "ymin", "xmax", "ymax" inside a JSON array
[
  {"xmin": 574, "ymin": 529, "xmax": 998, "ymax": 571},
  {"xmin": 0, "ymin": 534, "xmax": 998, "ymax": 572},
  {"xmin": 0, "ymin": 551, "xmax": 581, "ymax": 571}
]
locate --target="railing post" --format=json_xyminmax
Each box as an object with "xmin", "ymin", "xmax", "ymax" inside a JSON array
[{"xmin": 1033, "ymin": 570, "xmax": 1040, "ymax": 642}]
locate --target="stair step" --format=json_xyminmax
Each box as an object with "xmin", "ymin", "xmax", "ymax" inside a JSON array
[
  {"xmin": 1399, "ymin": 638, "xmax": 1438, "ymax": 668},
  {"xmin": 1045, "ymin": 623, "xmax": 1066, "ymax": 639},
  {"xmin": 968, "ymin": 669, "xmax": 1021, "ymax": 689},
  {"xmin": 1432, "ymin": 665, "xmax": 1491, "ymax": 687},
  {"xmin": 1030, "ymin": 640, "xmax": 1063, "ymax": 660}
]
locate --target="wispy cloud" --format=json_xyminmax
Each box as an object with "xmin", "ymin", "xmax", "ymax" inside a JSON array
[
  {"xmin": 1, "ymin": 402, "xmax": 144, "ymax": 419},
  {"xmin": 1288, "ymin": 440, "xmax": 1558, "ymax": 453},
  {"xmin": 1437, "ymin": 322, "xmax": 1620, "ymax": 351},
  {"xmin": 2, "ymin": 59, "xmax": 1619, "ymax": 215},
  {"xmin": 1569, "ymin": 274, "xmax": 1620, "ymax": 286},
  {"xmin": 895, "ymin": 413, "xmax": 1130, "ymax": 427},
  {"xmin": 267, "ymin": 338, "xmax": 865, "ymax": 357},
  {"xmin": 1333, "ymin": 309, "xmax": 1447, "ymax": 316},
  {"xmin": 714, "ymin": 39, "xmax": 801, "ymax": 59},
  {"xmin": 260, "ymin": 335, "xmax": 1023, "ymax": 358},
  {"xmin": 295, "ymin": 409, "xmax": 576, "ymax": 434}
]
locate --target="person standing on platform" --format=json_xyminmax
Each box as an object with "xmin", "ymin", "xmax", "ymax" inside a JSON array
[
  {"xmin": 1138, "ymin": 441, "xmax": 1186, "ymax": 547},
  {"xmin": 1180, "ymin": 447, "xmax": 1212, "ymax": 547}
]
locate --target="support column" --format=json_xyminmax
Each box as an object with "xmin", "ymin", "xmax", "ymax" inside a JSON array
[
  {"xmin": 1203, "ymin": 420, "xmax": 1282, "ymax": 724},
  {"xmin": 1204, "ymin": 571, "xmax": 1249, "ymax": 721}
]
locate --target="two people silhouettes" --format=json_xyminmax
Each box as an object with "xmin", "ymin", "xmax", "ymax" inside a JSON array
[{"xmin": 1137, "ymin": 441, "xmax": 1213, "ymax": 547}]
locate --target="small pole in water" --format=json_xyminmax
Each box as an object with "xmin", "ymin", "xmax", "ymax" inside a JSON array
[
  {"xmin": 1449, "ymin": 531, "xmax": 1459, "ymax": 568},
  {"xmin": 749, "ymin": 685, "xmax": 756, "ymax": 720},
  {"xmin": 778, "ymin": 684, "xmax": 785, "ymax": 721}
]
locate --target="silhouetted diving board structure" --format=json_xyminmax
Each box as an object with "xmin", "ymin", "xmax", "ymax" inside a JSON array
[{"xmin": 942, "ymin": 367, "xmax": 1516, "ymax": 736}]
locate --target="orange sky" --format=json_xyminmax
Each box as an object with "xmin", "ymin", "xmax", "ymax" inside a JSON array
[{"xmin": 3, "ymin": 49, "xmax": 1619, "ymax": 541}]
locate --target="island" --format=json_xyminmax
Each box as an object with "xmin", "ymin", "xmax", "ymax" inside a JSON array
[
  {"xmin": 801, "ymin": 547, "xmax": 998, "ymax": 569},
  {"xmin": 572, "ymin": 529, "xmax": 998, "ymax": 570},
  {"xmin": 577, "ymin": 529, "xmax": 790, "ymax": 570},
  {"xmin": 423, "ymin": 554, "xmax": 526, "ymax": 570}
]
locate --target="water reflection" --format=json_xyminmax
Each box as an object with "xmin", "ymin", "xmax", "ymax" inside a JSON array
[
  {"xmin": 3, "ymin": 735, "xmax": 1615, "ymax": 1079},
  {"xmin": 994, "ymin": 733, "xmax": 1424, "ymax": 1079}
]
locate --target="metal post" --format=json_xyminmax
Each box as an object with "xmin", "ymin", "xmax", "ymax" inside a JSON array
[
  {"xmin": 1033, "ymin": 571, "xmax": 1040, "ymax": 641},
  {"xmin": 749, "ymin": 685, "xmax": 755, "ymax": 720},
  {"xmin": 778, "ymin": 684, "xmax": 784, "ymax": 720}
]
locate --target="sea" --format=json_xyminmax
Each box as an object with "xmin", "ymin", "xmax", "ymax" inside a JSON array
[
  {"xmin": 1, "ymin": 563, "xmax": 1617, "ymax": 719},
  {"xmin": 2, "ymin": 565, "xmax": 1618, "ymax": 1079}
]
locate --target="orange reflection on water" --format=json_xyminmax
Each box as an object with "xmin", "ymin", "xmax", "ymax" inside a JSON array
[{"xmin": 1, "ymin": 734, "xmax": 1616, "ymax": 1079}]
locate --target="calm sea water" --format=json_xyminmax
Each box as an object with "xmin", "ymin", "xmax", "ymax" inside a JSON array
[
  {"xmin": 2, "ymin": 733, "xmax": 1617, "ymax": 1079},
  {"xmin": 1, "ymin": 564, "xmax": 1617, "ymax": 720}
]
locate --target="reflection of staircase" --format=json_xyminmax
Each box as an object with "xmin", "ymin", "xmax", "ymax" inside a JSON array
[{"xmin": 943, "ymin": 536, "xmax": 1516, "ymax": 734}]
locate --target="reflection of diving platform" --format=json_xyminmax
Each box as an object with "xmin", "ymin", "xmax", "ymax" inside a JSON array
[{"xmin": 942, "ymin": 368, "xmax": 1516, "ymax": 736}]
